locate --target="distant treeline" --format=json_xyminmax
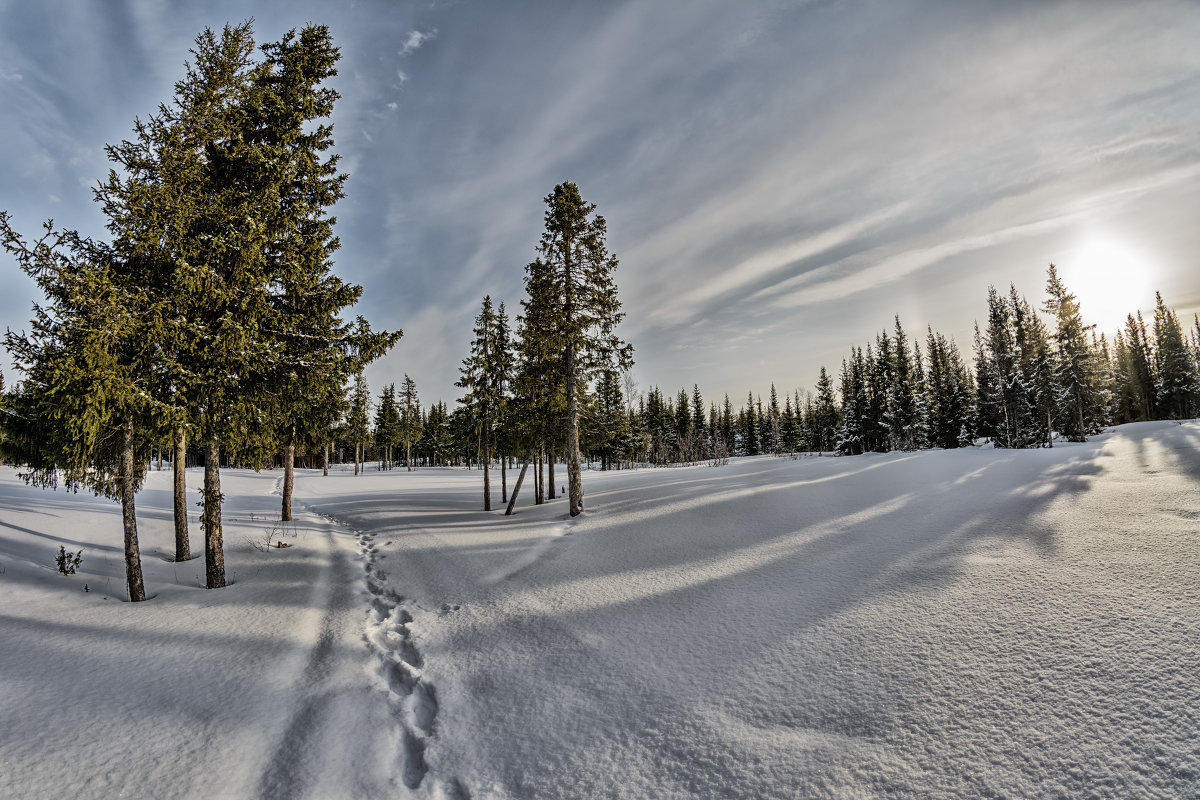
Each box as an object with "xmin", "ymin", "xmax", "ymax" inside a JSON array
[
  {"xmin": 344, "ymin": 266, "xmax": 1198, "ymax": 483},
  {"xmin": 625, "ymin": 265, "xmax": 1199, "ymax": 463}
]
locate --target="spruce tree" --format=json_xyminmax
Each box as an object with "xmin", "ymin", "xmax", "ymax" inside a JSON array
[
  {"xmin": 398, "ymin": 374, "xmax": 423, "ymax": 470},
  {"xmin": 766, "ymin": 384, "xmax": 782, "ymax": 455},
  {"xmin": 691, "ymin": 384, "xmax": 707, "ymax": 459},
  {"xmin": 457, "ymin": 296, "xmax": 504, "ymax": 510},
  {"xmin": 1152, "ymin": 292, "xmax": 1199, "ymax": 419},
  {"xmin": 1042, "ymin": 264, "xmax": 1095, "ymax": 441},
  {"xmin": 813, "ymin": 367, "xmax": 839, "ymax": 453},
  {"xmin": 866, "ymin": 339, "xmax": 890, "ymax": 452},
  {"xmin": 494, "ymin": 302, "xmax": 514, "ymax": 500},
  {"xmin": 516, "ymin": 257, "xmax": 565, "ymax": 498},
  {"xmin": 593, "ymin": 368, "xmax": 630, "ymax": 470},
  {"xmin": 720, "ymin": 394, "xmax": 735, "ymax": 460},
  {"xmin": 781, "ymin": 395, "xmax": 801, "ymax": 453},
  {"xmin": 533, "ymin": 183, "xmax": 633, "ymax": 516},
  {"xmin": 886, "ymin": 315, "xmax": 919, "ymax": 450},
  {"xmin": 743, "ymin": 390, "xmax": 760, "ymax": 455},
  {"xmin": 93, "ymin": 22, "xmax": 398, "ymax": 585},
  {"xmin": 1, "ymin": 220, "xmax": 156, "ymax": 601},
  {"xmin": 924, "ymin": 328, "xmax": 974, "ymax": 449},
  {"xmin": 252, "ymin": 27, "xmax": 400, "ymax": 518},
  {"xmin": 1009, "ymin": 286, "xmax": 1055, "ymax": 447},
  {"xmin": 836, "ymin": 351, "xmax": 867, "ymax": 455},
  {"xmin": 373, "ymin": 384, "xmax": 401, "ymax": 470},
  {"xmin": 347, "ymin": 371, "xmax": 371, "ymax": 474},
  {"xmin": 672, "ymin": 389, "xmax": 691, "ymax": 463},
  {"xmin": 1125, "ymin": 312, "xmax": 1157, "ymax": 421}
]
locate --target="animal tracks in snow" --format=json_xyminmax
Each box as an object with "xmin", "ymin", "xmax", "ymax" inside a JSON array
[{"xmin": 354, "ymin": 528, "xmax": 462, "ymax": 794}]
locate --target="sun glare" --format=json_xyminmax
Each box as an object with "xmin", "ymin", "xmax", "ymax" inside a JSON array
[{"xmin": 1059, "ymin": 237, "xmax": 1157, "ymax": 336}]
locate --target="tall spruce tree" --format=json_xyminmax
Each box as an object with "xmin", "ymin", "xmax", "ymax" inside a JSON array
[
  {"xmin": 531, "ymin": 183, "xmax": 633, "ymax": 516},
  {"xmin": 373, "ymin": 384, "xmax": 401, "ymax": 470},
  {"xmin": 813, "ymin": 366, "xmax": 839, "ymax": 453},
  {"xmin": 347, "ymin": 371, "xmax": 371, "ymax": 474},
  {"xmin": 886, "ymin": 315, "xmax": 920, "ymax": 450},
  {"xmin": 674, "ymin": 388, "xmax": 693, "ymax": 462},
  {"xmin": 720, "ymin": 394, "xmax": 735, "ymax": 459},
  {"xmin": 1125, "ymin": 312, "xmax": 1158, "ymax": 421},
  {"xmin": 253, "ymin": 27, "xmax": 400, "ymax": 519},
  {"xmin": 457, "ymin": 296, "xmax": 505, "ymax": 510},
  {"xmin": 1009, "ymin": 286, "xmax": 1055, "ymax": 447},
  {"xmin": 592, "ymin": 368, "xmax": 630, "ymax": 470},
  {"xmin": 924, "ymin": 327, "xmax": 973, "ymax": 449},
  {"xmin": 516, "ymin": 257, "xmax": 565, "ymax": 500},
  {"xmin": 91, "ymin": 22, "xmax": 399, "ymax": 586},
  {"xmin": 1042, "ymin": 264, "xmax": 1095, "ymax": 441},
  {"xmin": 493, "ymin": 302, "xmax": 514, "ymax": 500},
  {"xmin": 836, "ymin": 351, "xmax": 868, "ymax": 455},
  {"xmin": 398, "ymin": 374, "xmax": 423, "ymax": 470},
  {"xmin": 691, "ymin": 384, "xmax": 707, "ymax": 459},
  {"xmin": 1152, "ymin": 292, "xmax": 1199, "ymax": 419}
]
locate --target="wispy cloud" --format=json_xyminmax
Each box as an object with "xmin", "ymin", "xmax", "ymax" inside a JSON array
[
  {"xmin": 399, "ymin": 28, "xmax": 436, "ymax": 56},
  {"xmin": 650, "ymin": 202, "xmax": 913, "ymax": 330}
]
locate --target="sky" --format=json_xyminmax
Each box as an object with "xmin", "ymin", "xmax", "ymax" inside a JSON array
[{"xmin": 1, "ymin": 0, "xmax": 1199, "ymax": 407}]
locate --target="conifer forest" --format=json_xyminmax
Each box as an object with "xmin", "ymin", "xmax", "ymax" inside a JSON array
[{"xmin": 1, "ymin": 8, "xmax": 1199, "ymax": 800}]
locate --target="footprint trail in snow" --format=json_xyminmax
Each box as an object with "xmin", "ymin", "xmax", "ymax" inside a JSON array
[{"xmin": 355, "ymin": 527, "xmax": 465, "ymax": 796}]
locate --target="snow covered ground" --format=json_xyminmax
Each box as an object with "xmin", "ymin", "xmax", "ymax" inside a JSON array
[{"xmin": 2, "ymin": 421, "xmax": 1198, "ymax": 799}]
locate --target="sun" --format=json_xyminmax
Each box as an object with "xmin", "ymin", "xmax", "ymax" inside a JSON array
[{"xmin": 1059, "ymin": 236, "xmax": 1157, "ymax": 336}]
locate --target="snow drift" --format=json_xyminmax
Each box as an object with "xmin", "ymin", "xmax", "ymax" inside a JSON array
[{"xmin": 1, "ymin": 421, "xmax": 1197, "ymax": 798}]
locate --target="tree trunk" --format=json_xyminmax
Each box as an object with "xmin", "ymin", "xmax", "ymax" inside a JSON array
[
  {"xmin": 322, "ymin": 442, "xmax": 329, "ymax": 476},
  {"xmin": 203, "ymin": 440, "xmax": 225, "ymax": 589},
  {"xmin": 483, "ymin": 433, "xmax": 491, "ymax": 511},
  {"xmin": 173, "ymin": 426, "xmax": 190, "ymax": 562},
  {"xmin": 407, "ymin": 441, "xmax": 412, "ymax": 472},
  {"xmin": 535, "ymin": 451, "xmax": 544, "ymax": 504},
  {"xmin": 156, "ymin": 445, "xmax": 162, "ymax": 471},
  {"xmin": 355, "ymin": 441, "xmax": 361, "ymax": 475},
  {"xmin": 505, "ymin": 451, "xmax": 534, "ymax": 515},
  {"xmin": 501, "ymin": 454, "xmax": 508, "ymax": 503},
  {"xmin": 566, "ymin": 343, "xmax": 583, "ymax": 516},
  {"xmin": 121, "ymin": 419, "xmax": 146, "ymax": 602},
  {"xmin": 282, "ymin": 424, "xmax": 295, "ymax": 522},
  {"xmin": 548, "ymin": 453, "xmax": 556, "ymax": 500}
]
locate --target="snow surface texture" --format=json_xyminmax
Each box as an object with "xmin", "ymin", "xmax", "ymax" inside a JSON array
[{"xmin": 1, "ymin": 421, "xmax": 1198, "ymax": 799}]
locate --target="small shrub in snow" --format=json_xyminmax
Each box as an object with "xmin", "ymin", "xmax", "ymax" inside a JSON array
[
  {"xmin": 55, "ymin": 546, "xmax": 83, "ymax": 576},
  {"xmin": 253, "ymin": 520, "xmax": 297, "ymax": 552}
]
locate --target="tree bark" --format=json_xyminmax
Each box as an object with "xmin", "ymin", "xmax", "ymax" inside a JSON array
[
  {"xmin": 173, "ymin": 426, "xmax": 190, "ymax": 562},
  {"xmin": 566, "ymin": 343, "xmax": 583, "ymax": 515},
  {"xmin": 322, "ymin": 442, "xmax": 329, "ymax": 476},
  {"xmin": 535, "ymin": 451, "xmax": 544, "ymax": 504},
  {"xmin": 482, "ymin": 433, "xmax": 491, "ymax": 511},
  {"xmin": 501, "ymin": 453, "xmax": 508, "ymax": 503},
  {"xmin": 548, "ymin": 453, "xmax": 556, "ymax": 500},
  {"xmin": 121, "ymin": 419, "xmax": 146, "ymax": 602},
  {"xmin": 505, "ymin": 451, "xmax": 534, "ymax": 515},
  {"xmin": 282, "ymin": 424, "xmax": 295, "ymax": 522},
  {"xmin": 354, "ymin": 441, "xmax": 361, "ymax": 475},
  {"xmin": 203, "ymin": 440, "xmax": 225, "ymax": 589}
]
